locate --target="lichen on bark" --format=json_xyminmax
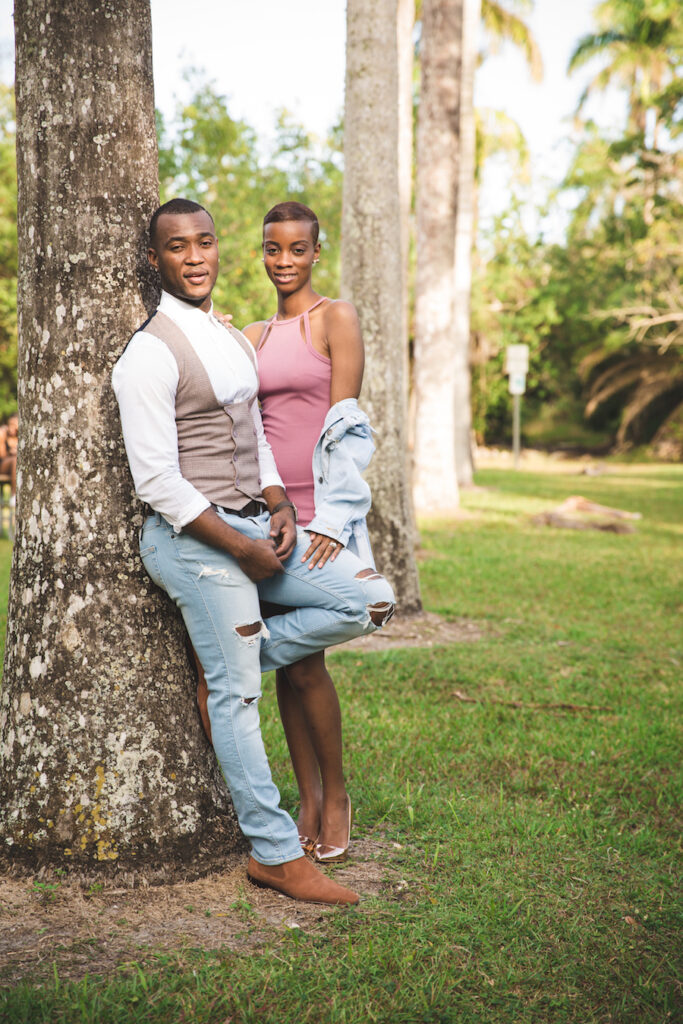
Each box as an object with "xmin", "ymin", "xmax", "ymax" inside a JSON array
[{"xmin": 0, "ymin": 0, "xmax": 245, "ymax": 882}]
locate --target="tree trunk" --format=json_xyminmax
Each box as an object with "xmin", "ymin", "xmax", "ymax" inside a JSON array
[
  {"xmin": 453, "ymin": 0, "xmax": 480, "ymax": 488},
  {"xmin": 342, "ymin": 0, "xmax": 422, "ymax": 614},
  {"xmin": 412, "ymin": 0, "xmax": 463, "ymax": 513},
  {"xmin": 0, "ymin": 0, "xmax": 241, "ymax": 883}
]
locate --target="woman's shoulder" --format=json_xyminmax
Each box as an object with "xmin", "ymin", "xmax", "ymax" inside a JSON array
[{"xmin": 321, "ymin": 299, "xmax": 360, "ymax": 332}]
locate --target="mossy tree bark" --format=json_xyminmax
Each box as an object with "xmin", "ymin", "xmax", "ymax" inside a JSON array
[
  {"xmin": 0, "ymin": 0, "xmax": 242, "ymax": 882},
  {"xmin": 342, "ymin": 0, "xmax": 422, "ymax": 615},
  {"xmin": 413, "ymin": 0, "xmax": 463, "ymax": 512}
]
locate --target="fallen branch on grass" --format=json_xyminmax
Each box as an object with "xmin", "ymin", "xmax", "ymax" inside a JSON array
[{"xmin": 451, "ymin": 690, "xmax": 612, "ymax": 713}]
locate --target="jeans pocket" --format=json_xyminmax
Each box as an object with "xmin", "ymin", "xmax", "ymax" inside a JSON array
[{"xmin": 140, "ymin": 544, "xmax": 167, "ymax": 591}]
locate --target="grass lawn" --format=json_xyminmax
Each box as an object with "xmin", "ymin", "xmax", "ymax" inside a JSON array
[{"xmin": 1, "ymin": 460, "xmax": 681, "ymax": 1023}]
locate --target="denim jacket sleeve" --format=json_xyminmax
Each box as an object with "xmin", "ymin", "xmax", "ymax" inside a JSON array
[{"xmin": 306, "ymin": 397, "xmax": 375, "ymax": 550}]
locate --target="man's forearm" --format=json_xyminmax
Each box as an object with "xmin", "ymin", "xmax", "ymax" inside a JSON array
[
  {"xmin": 182, "ymin": 505, "xmax": 285, "ymax": 582},
  {"xmin": 182, "ymin": 507, "xmax": 251, "ymax": 557},
  {"xmin": 262, "ymin": 485, "xmax": 287, "ymax": 513}
]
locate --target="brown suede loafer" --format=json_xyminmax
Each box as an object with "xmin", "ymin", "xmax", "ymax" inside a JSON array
[{"xmin": 247, "ymin": 854, "xmax": 359, "ymax": 906}]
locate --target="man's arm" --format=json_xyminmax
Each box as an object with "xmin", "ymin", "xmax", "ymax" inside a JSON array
[{"xmin": 182, "ymin": 484, "xmax": 296, "ymax": 580}]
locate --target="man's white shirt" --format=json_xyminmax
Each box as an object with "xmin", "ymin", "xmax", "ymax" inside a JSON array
[{"xmin": 112, "ymin": 291, "xmax": 282, "ymax": 530}]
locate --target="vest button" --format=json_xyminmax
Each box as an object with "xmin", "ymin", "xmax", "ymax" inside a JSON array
[{"xmin": 318, "ymin": 476, "xmax": 323, "ymax": 483}]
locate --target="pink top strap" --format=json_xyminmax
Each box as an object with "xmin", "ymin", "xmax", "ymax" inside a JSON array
[{"xmin": 258, "ymin": 296, "xmax": 329, "ymax": 350}]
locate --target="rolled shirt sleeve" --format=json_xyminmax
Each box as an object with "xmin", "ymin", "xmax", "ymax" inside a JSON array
[{"xmin": 251, "ymin": 400, "xmax": 283, "ymax": 492}]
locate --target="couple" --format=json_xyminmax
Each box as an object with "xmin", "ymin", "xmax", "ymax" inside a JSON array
[{"xmin": 113, "ymin": 198, "xmax": 395, "ymax": 906}]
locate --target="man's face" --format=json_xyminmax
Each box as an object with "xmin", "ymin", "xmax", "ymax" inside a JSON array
[{"xmin": 148, "ymin": 211, "xmax": 219, "ymax": 311}]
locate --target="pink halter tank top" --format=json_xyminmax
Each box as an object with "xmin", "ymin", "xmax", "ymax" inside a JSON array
[{"xmin": 257, "ymin": 297, "xmax": 332, "ymax": 525}]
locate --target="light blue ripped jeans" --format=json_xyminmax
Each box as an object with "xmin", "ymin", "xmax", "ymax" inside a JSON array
[{"xmin": 140, "ymin": 509, "xmax": 395, "ymax": 865}]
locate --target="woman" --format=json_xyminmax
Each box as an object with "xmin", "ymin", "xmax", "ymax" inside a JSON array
[{"xmin": 199, "ymin": 201, "xmax": 381, "ymax": 863}]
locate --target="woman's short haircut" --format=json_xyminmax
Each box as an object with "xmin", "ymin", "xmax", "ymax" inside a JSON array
[{"xmin": 263, "ymin": 202, "xmax": 319, "ymax": 245}]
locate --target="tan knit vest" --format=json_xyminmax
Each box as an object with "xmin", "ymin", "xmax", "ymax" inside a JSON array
[{"xmin": 142, "ymin": 310, "xmax": 263, "ymax": 509}]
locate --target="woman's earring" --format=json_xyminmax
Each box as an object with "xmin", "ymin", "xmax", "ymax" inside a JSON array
[{"xmin": 313, "ymin": 258, "xmax": 319, "ymax": 264}]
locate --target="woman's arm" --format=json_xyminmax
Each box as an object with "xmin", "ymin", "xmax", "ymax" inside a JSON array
[
  {"xmin": 324, "ymin": 300, "xmax": 364, "ymax": 404},
  {"xmin": 302, "ymin": 302, "xmax": 366, "ymax": 569}
]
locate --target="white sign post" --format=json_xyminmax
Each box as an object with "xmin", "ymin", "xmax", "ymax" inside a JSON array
[{"xmin": 504, "ymin": 345, "xmax": 529, "ymax": 469}]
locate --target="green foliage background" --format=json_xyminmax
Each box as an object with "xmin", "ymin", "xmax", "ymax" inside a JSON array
[
  {"xmin": 156, "ymin": 77, "xmax": 343, "ymax": 331},
  {"xmin": 0, "ymin": 0, "xmax": 680, "ymax": 450}
]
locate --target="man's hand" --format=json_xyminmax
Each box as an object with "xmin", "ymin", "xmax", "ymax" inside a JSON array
[
  {"xmin": 182, "ymin": 508, "xmax": 283, "ymax": 581},
  {"xmin": 302, "ymin": 531, "xmax": 344, "ymax": 570},
  {"xmin": 237, "ymin": 537, "xmax": 284, "ymax": 581},
  {"xmin": 269, "ymin": 507, "xmax": 297, "ymax": 561}
]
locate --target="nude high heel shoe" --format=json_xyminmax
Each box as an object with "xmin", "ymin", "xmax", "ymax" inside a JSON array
[
  {"xmin": 314, "ymin": 800, "xmax": 352, "ymax": 864},
  {"xmin": 298, "ymin": 833, "xmax": 318, "ymax": 858}
]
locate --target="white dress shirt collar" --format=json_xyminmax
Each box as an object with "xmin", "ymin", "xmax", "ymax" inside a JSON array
[{"xmin": 158, "ymin": 289, "xmax": 215, "ymax": 322}]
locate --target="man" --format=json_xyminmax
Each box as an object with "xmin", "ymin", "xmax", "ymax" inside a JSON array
[{"xmin": 113, "ymin": 198, "xmax": 394, "ymax": 906}]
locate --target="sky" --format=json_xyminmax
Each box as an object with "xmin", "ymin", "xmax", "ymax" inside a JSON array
[{"xmin": 0, "ymin": 1, "xmax": 620, "ymax": 236}]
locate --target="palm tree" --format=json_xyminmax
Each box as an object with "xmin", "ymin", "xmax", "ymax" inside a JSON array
[
  {"xmin": 481, "ymin": 0, "xmax": 542, "ymax": 80},
  {"xmin": 565, "ymin": 0, "xmax": 683, "ymax": 449},
  {"xmin": 568, "ymin": 0, "xmax": 683, "ymax": 143},
  {"xmin": 342, "ymin": 0, "xmax": 422, "ymax": 611},
  {"xmin": 412, "ymin": 0, "xmax": 542, "ymax": 497}
]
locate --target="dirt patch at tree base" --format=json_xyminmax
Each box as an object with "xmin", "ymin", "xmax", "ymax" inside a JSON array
[{"xmin": 0, "ymin": 834, "xmax": 411, "ymax": 986}]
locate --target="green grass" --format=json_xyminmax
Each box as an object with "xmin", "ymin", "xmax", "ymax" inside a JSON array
[{"xmin": 1, "ymin": 461, "xmax": 681, "ymax": 1023}]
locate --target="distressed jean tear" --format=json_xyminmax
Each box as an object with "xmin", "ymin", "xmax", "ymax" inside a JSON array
[
  {"xmin": 235, "ymin": 620, "xmax": 271, "ymax": 646},
  {"xmin": 197, "ymin": 565, "xmax": 231, "ymax": 581},
  {"xmin": 367, "ymin": 601, "xmax": 395, "ymax": 627},
  {"xmin": 355, "ymin": 568, "xmax": 395, "ymax": 627}
]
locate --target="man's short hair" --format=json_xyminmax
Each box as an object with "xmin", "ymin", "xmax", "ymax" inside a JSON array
[
  {"xmin": 263, "ymin": 202, "xmax": 319, "ymax": 245},
  {"xmin": 149, "ymin": 198, "xmax": 214, "ymax": 246}
]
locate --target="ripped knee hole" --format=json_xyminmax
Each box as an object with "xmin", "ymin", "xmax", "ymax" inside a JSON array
[
  {"xmin": 235, "ymin": 621, "xmax": 262, "ymax": 638},
  {"xmin": 368, "ymin": 601, "xmax": 395, "ymax": 627}
]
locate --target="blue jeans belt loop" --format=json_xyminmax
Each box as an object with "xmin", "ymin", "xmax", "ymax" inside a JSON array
[{"xmin": 212, "ymin": 499, "xmax": 265, "ymax": 518}]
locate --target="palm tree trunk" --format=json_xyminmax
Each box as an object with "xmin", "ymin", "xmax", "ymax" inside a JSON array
[
  {"xmin": 413, "ymin": 0, "xmax": 463, "ymax": 512},
  {"xmin": 452, "ymin": 0, "xmax": 480, "ymax": 488},
  {"xmin": 342, "ymin": 0, "xmax": 422, "ymax": 613}
]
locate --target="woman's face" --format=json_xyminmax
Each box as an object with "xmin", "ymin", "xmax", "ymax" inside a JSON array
[{"xmin": 262, "ymin": 220, "xmax": 320, "ymax": 294}]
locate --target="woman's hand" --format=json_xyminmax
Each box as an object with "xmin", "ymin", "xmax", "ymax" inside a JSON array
[
  {"xmin": 302, "ymin": 531, "xmax": 344, "ymax": 570},
  {"xmin": 213, "ymin": 311, "xmax": 234, "ymax": 328}
]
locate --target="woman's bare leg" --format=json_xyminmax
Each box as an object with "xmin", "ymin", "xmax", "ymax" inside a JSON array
[
  {"xmin": 276, "ymin": 666, "xmax": 322, "ymax": 842},
  {"xmin": 282, "ymin": 651, "xmax": 350, "ymax": 851}
]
